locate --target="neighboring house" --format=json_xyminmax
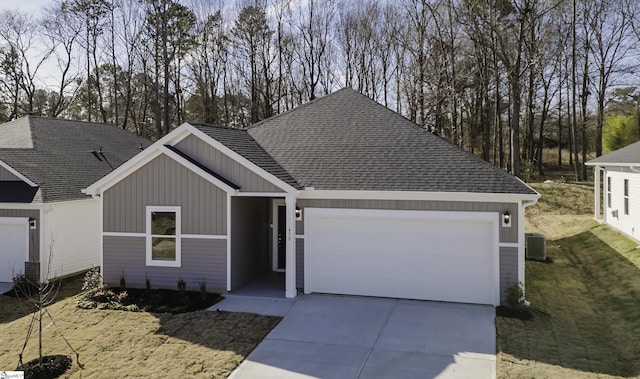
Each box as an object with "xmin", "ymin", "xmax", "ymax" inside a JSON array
[
  {"xmin": 0, "ymin": 116, "xmax": 150, "ymax": 283},
  {"xmin": 84, "ymin": 88, "xmax": 539, "ymax": 306},
  {"xmin": 586, "ymin": 141, "xmax": 640, "ymax": 241}
]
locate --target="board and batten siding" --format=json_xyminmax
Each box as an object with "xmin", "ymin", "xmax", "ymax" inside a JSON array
[
  {"xmin": 499, "ymin": 246, "xmax": 518, "ymax": 302},
  {"xmin": 42, "ymin": 199, "xmax": 100, "ymax": 280},
  {"xmin": 175, "ymin": 134, "xmax": 284, "ymax": 193},
  {"xmin": 0, "ymin": 209, "xmax": 39, "ymax": 261},
  {"xmin": 605, "ymin": 169, "xmax": 640, "ymax": 241},
  {"xmin": 103, "ymin": 154, "xmax": 227, "ymax": 235},
  {"xmin": 230, "ymin": 197, "xmax": 270, "ymax": 290},
  {"xmin": 103, "ymin": 236, "xmax": 227, "ymax": 291},
  {"xmin": 296, "ymin": 238, "xmax": 304, "ymax": 289},
  {"xmin": 296, "ymin": 199, "xmax": 518, "ymax": 243},
  {"xmin": 0, "ymin": 166, "xmax": 20, "ymax": 181}
]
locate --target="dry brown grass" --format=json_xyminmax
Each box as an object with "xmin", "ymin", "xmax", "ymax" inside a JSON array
[
  {"xmin": 0, "ymin": 278, "xmax": 280, "ymax": 378},
  {"xmin": 497, "ymin": 182, "xmax": 640, "ymax": 378}
]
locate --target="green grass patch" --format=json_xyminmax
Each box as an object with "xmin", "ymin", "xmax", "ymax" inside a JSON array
[{"xmin": 498, "ymin": 182, "xmax": 640, "ymax": 378}]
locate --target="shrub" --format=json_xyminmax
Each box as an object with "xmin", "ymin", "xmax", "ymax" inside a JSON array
[
  {"xmin": 82, "ymin": 267, "xmax": 103, "ymax": 291},
  {"xmin": 177, "ymin": 277, "xmax": 186, "ymax": 292},
  {"xmin": 117, "ymin": 291, "xmax": 128, "ymax": 304},
  {"xmin": 199, "ymin": 280, "xmax": 207, "ymax": 300},
  {"xmin": 119, "ymin": 271, "xmax": 126, "ymax": 289},
  {"xmin": 505, "ymin": 282, "xmax": 526, "ymax": 310},
  {"xmin": 145, "ymin": 274, "xmax": 151, "ymax": 291}
]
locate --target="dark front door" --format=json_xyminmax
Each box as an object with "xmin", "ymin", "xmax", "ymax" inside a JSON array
[{"xmin": 277, "ymin": 205, "xmax": 286, "ymax": 270}]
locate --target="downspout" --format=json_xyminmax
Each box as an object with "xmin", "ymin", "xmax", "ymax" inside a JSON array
[{"xmin": 519, "ymin": 196, "xmax": 540, "ymax": 305}]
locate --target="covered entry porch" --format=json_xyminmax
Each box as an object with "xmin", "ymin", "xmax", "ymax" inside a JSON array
[{"xmin": 228, "ymin": 195, "xmax": 297, "ymax": 299}]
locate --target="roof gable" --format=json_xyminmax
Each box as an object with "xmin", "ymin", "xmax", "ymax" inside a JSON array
[
  {"xmin": 0, "ymin": 116, "xmax": 151, "ymax": 202},
  {"xmin": 246, "ymin": 88, "xmax": 535, "ymax": 195},
  {"xmin": 587, "ymin": 140, "xmax": 640, "ymax": 166}
]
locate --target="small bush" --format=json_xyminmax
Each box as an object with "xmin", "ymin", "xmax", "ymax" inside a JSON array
[
  {"xmin": 117, "ymin": 291, "xmax": 128, "ymax": 304},
  {"xmin": 145, "ymin": 274, "xmax": 151, "ymax": 291},
  {"xmin": 82, "ymin": 267, "xmax": 103, "ymax": 291},
  {"xmin": 177, "ymin": 277, "xmax": 186, "ymax": 292},
  {"xmin": 199, "ymin": 280, "xmax": 207, "ymax": 300},
  {"xmin": 505, "ymin": 282, "xmax": 526, "ymax": 310},
  {"xmin": 119, "ymin": 272, "xmax": 126, "ymax": 289}
]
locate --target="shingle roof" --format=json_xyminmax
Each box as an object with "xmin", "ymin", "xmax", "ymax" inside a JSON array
[
  {"xmin": 241, "ymin": 88, "xmax": 535, "ymax": 194},
  {"xmin": 0, "ymin": 116, "xmax": 151, "ymax": 202},
  {"xmin": 190, "ymin": 123, "xmax": 300, "ymax": 189},
  {"xmin": 586, "ymin": 140, "xmax": 640, "ymax": 165}
]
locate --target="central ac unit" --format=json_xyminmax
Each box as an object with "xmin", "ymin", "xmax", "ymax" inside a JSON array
[{"xmin": 525, "ymin": 233, "xmax": 546, "ymax": 260}]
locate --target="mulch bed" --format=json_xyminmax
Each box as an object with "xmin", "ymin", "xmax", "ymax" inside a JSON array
[
  {"xmin": 496, "ymin": 305, "xmax": 534, "ymax": 320},
  {"xmin": 77, "ymin": 287, "xmax": 223, "ymax": 314},
  {"xmin": 17, "ymin": 355, "xmax": 72, "ymax": 379}
]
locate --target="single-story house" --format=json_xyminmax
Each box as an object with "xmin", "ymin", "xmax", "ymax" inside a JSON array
[
  {"xmin": 586, "ymin": 141, "xmax": 640, "ymax": 241},
  {"xmin": 84, "ymin": 88, "xmax": 539, "ymax": 306},
  {"xmin": 0, "ymin": 116, "xmax": 150, "ymax": 282}
]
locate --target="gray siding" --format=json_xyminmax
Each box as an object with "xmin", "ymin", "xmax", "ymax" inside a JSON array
[
  {"xmin": 0, "ymin": 209, "xmax": 39, "ymax": 261},
  {"xmin": 296, "ymin": 199, "xmax": 519, "ymax": 243},
  {"xmin": 499, "ymin": 246, "xmax": 519, "ymax": 303},
  {"xmin": 296, "ymin": 238, "xmax": 304, "ymax": 288},
  {"xmin": 0, "ymin": 166, "xmax": 20, "ymax": 181},
  {"xmin": 103, "ymin": 236, "xmax": 227, "ymax": 291},
  {"xmin": 230, "ymin": 197, "xmax": 270, "ymax": 289},
  {"xmin": 103, "ymin": 154, "xmax": 227, "ymax": 235},
  {"xmin": 176, "ymin": 135, "xmax": 284, "ymax": 193}
]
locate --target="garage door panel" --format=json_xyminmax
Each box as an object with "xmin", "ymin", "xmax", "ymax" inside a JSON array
[
  {"xmin": 306, "ymin": 209, "xmax": 498, "ymax": 305},
  {"xmin": 0, "ymin": 218, "xmax": 29, "ymax": 282}
]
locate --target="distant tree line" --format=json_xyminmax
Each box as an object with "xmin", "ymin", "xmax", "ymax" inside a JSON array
[{"xmin": 0, "ymin": 0, "xmax": 639, "ymax": 179}]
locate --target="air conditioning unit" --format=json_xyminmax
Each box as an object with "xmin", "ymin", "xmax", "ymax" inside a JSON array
[{"xmin": 525, "ymin": 233, "xmax": 546, "ymax": 260}]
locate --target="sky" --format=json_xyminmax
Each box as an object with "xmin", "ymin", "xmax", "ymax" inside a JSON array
[{"xmin": 0, "ymin": 0, "xmax": 50, "ymax": 14}]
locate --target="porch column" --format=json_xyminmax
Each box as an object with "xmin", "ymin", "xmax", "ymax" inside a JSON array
[
  {"xmin": 594, "ymin": 165, "xmax": 601, "ymax": 221},
  {"xmin": 285, "ymin": 195, "xmax": 297, "ymax": 298}
]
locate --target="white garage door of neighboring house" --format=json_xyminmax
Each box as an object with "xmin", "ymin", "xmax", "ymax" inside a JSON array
[
  {"xmin": 0, "ymin": 217, "xmax": 29, "ymax": 282},
  {"xmin": 304, "ymin": 208, "xmax": 499, "ymax": 305}
]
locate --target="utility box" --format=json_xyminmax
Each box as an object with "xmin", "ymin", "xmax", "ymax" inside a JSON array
[{"xmin": 525, "ymin": 233, "xmax": 546, "ymax": 260}]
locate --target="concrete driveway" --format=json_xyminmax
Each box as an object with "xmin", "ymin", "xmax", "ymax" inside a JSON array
[{"xmin": 228, "ymin": 294, "xmax": 496, "ymax": 379}]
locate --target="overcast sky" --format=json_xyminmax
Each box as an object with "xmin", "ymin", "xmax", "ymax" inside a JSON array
[{"xmin": 0, "ymin": 0, "xmax": 50, "ymax": 15}]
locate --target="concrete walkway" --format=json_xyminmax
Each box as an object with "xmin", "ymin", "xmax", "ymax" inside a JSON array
[{"xmin": 226, "ymin": 294, "xmax": 496, "ymax": 379}]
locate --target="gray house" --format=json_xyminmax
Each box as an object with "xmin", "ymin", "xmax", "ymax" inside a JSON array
[
  {"xmin": 0, "ymin": 116, "xmax": 150, "ymax": 282},
  {"xmin": 84, "ymin": 89, "xmax": 539, "ymax": 306}
]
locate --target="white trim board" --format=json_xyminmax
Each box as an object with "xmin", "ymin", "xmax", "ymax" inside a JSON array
[
  {"xmin": 0, "ymin": 159, "xmax": 37, "ymax": 187},
  {"xmin": 297, "ymin": 189, "xmax": 540, "ymax": 203}
]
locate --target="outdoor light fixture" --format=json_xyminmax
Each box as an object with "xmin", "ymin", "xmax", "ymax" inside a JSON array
[
  {"xmin": 295, "ymin": 206, "xmax": 302, "ymax": 220},
  {"xmin": 28, "ymin": 217, "xmax": 36, "ymax": 230},
  {"xmin": 502, "ymin": 210, "xmax": 511, "ymax": 227}
]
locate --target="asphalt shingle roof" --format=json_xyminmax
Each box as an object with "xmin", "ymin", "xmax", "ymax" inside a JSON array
[
  {"xmin": 239, "ymin": 88, "xmax": 535, "ymax": 194},
  {"xmin": 587, "ymin": 140, "xmax": 640, "ymax": 165},
  {"xmin": 190, "ymin": 123, "xmax": 300, "ymax": 189},
  {"xmin": 0, "ymin": 116, "xmax": 151, "ymax": 203}
]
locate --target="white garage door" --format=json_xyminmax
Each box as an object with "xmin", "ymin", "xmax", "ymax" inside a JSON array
[
  {"xmin": 0, "ymin": 217, "xmax": 29, "ymax": 282},
  {"xmin": 304, "ymin": 208, "xmax": 499, "ymax": 305}
]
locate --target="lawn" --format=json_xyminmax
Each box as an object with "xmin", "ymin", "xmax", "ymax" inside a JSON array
[
  {"xmin": 0, "ymin": 278, "xmax": 280, "ymax": 378},
  {"xmin": 497, "ymin": 182, "xmax": 640, "ymax": 378}
]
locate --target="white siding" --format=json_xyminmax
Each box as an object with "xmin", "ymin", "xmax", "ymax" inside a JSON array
[
  {"xmin": 42, "ymin": 199, "xmax": 100, "ymax": 279},
  {"xmin": 605, "ymin": 170, "xmax": 640, "ymax": 241}
]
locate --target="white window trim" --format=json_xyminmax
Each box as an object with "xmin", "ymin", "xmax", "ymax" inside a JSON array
[
  {"xmin": 607, "ymin": 177, "xmax": 611, "ymax": 208},
  {"xmin": 146, "ymin": 206, "xmax": 181, "ymax": 267},
  {"xmin": 624, "ymin": 179, "xmax": 629, "ymax": 216}
]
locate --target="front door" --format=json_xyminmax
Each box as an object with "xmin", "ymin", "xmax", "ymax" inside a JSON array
[{"xmin": 272, "ymin": 200, "xmax": 286, "ymax": 271}]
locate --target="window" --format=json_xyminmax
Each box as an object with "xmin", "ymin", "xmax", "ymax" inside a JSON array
[
  {"xmin": 146, "ymin": 206, "xmax": 181, "ymax": 267},
  {"xmin": 607, "ymin": 177, "xmax": 611, "ymax": 208},
  {"xmin": 624, "ymin": 179, "xmax": 629, "ymax": 215}
]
